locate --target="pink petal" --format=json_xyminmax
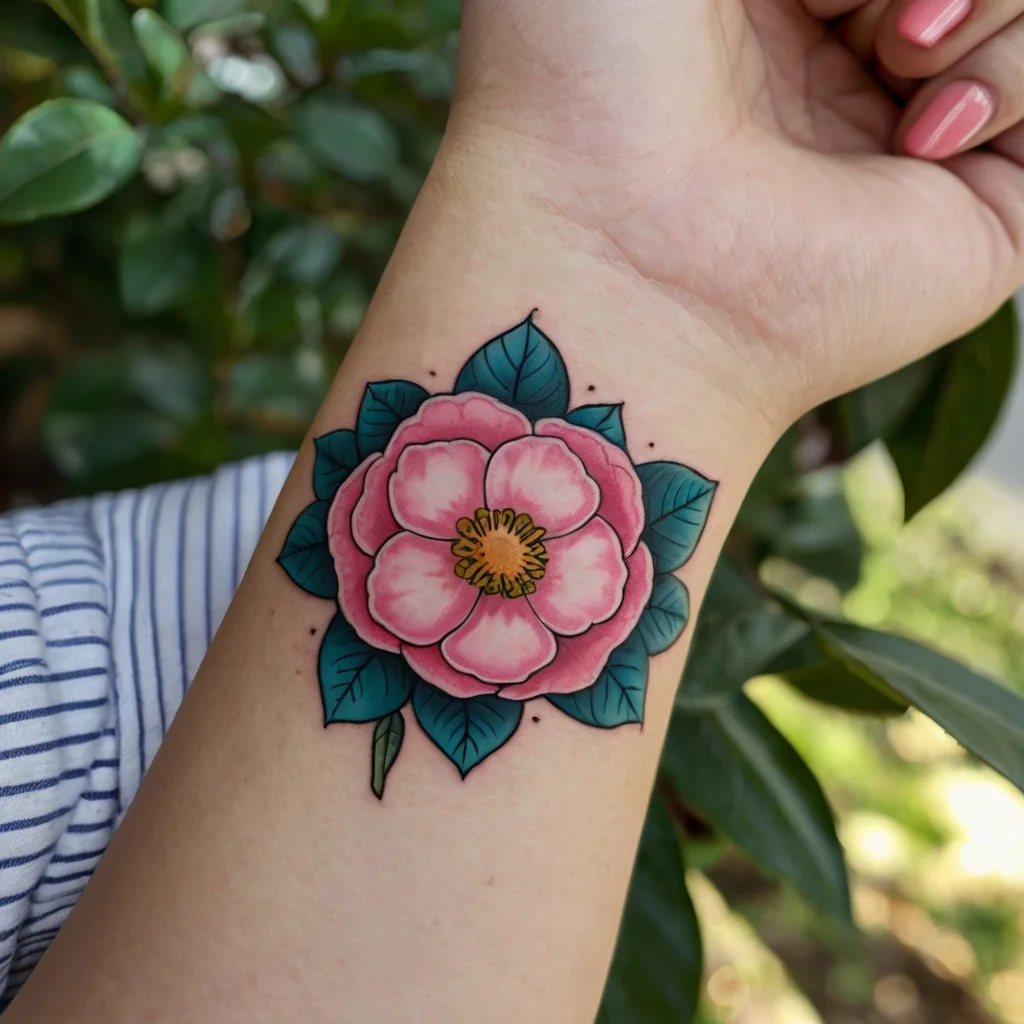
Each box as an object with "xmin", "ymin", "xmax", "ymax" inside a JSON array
[
  {"xmin": 389, "ymin": 439, "xmax": 488, "ymax": 540},
  {"xmin": 402, "ymin": 644, "xmax": 499, "ymax": 698},
  {"xmin": 326, "ymin": 454, "xmax": 400, "ymax": 653},
  {"xmin": 498, "ymin": 543, "xmax": 654, "ymax": 701},
  {"xmin": 529, "ymin": 517, "xmax": 628, "ymax": 636},
  {"xmin": 367, "ymin": 532, "xmax": 478, "ymax": 646},
  {"xmin": 485, "ymin": 436, "xmax": 599, "ymax": 538},
  {"xmin": 441, "ymin": 598, "xmax": 557, "ymax": 684},
  {"xmin": 352, "ymin": 393, "xmax": 530, "ymax": 555},
  {"xmin": 535, "ymin": 419, "xmax": 645, "ymax": 555}
]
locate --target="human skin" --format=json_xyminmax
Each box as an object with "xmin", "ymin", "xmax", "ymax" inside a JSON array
[{"xmin": 7, "ymin": 1, "xmax": 1024, "ymax": 1022}]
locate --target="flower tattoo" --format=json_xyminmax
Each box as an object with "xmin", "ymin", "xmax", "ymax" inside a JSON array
[{"xmin": 277, "ymin": 312, "xmax": 716, "ymax": 796}]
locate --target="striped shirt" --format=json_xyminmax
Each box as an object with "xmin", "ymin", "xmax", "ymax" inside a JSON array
[{"xmin": 0, "ymin": 453, "xmax": 293, "ymax": 1005}]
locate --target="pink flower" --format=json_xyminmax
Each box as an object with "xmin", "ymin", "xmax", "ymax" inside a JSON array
[{"xmin": 327, "ymin": 392, "xmax": 654, "ymax": 700}]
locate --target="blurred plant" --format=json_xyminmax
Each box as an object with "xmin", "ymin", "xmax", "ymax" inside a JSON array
[{"xmin": 0, "ymin": 2, "xmax": 1020, "ymax": 1020}]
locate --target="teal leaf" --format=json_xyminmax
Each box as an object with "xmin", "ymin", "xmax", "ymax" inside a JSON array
[
  {"xmin": 355, "ymin": 380, "xmax": 429, "ymax": 457},
  {"xmin": 547, "ymin": 630, "xmax": 648, "ymax": 728},
  {"xmin": 276, "ymin": 500, "xmax": 336, "ymax": 599},
  {"xmin": 636, "ymin": 461, "xmax": 716, "ymax": 573},
  {"xmin": 412, "ymin": 683, "xmax": 522, "ymax": 778},
  {"xmin": 565, "ymin": 404, "xmax": 626, "ymax": 449},
  {"xmin": 454, "ymin": 313, "xmax": 570, "ymax": 421},
  {"xmin": 313, "ymin": 428, "xmax": 359, "ymax": 500},
  {"xmin": 371, "ymin": 711, "xmax": 405, "ymax": 799},
  {"xmin": 663, "ymin": 695, "xmax": 851, "ymax": 920},
  {"xmin": 887, "ymin": 302, "xmax": 1018, "ymax": 518},
  {"xmin": 319, "ymin": 614, "xmax": 414, "ymax": 724},
  {"xmin": 0, "ymin": 99, "xmax": 141, "ymax": 224},
  {"xmin": 636, "ymin": 574, "xmax": 689, "ymax": 656},
  {"xmin": 597, "ymin": 795, "xmax": 702, "ymax": 1024},
  {"xmin": 812, "ymin": 620, "xmax": 1024, "ymax": 792}
]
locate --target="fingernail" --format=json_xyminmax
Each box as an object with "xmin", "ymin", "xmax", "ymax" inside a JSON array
[
  {"xmin": 904, "ymin": 81, "xmax": 994, "ymax": 159},
  {"xmin": 898, "ymin": 0, "xmax": 972, "ymax": 47}
]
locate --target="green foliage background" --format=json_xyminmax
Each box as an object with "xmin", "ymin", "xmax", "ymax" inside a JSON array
[{"xmin": 0, "ymin": 2, "xmax": 1021, "ymax": 1019}]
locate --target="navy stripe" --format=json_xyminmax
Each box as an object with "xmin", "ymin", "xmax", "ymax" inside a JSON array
[
  {"xmin": 49, "ymin": 848, "xmax": 104, "ymax": 864},
  {"xmin": 0, "ymin": 768, "xmax": 87, "ymax": 797},
  {"xmin": 231, "ymin": 462, "xmax": 242, "ymax": 588},
  {"xmin": 0, "ymin": 842, "xmax": 57, "ymax": 869},
  {"xmin": 32, "ymin": 558, "xmax": 102, "ymax": 572},
  {"xmin": 23, "ymin": 542, "xmax": 98, "ymax": 555},
  {"xmin": 0, "ymin": 884, "xmax": 36, "ymax": 908},
  {"xmin": 150, "ymin": 486, "xmax": 169, "ymax": 737},
  {"xmin": 0, "ymin": 667, "xmax": 107, "ymax": 692},
  {"xmin": 0, "ymin": 729, "xmax": 114, "ymax": 762},
  {"xmin": 0, "ymin": 581, "xmax": 30, "ymax": 591},
  {"xmin": 46, "ymin": 636, "xmax": 109, "ymax": 649},
  {"xmin": 66, "ymin": 818, "xmax": 114, "ymax": 834},
  {"xmin": 177, "ymin": 481, "xmax": 196, "ymax": 701},
  {"xmin": 39, "ymin": 602, "xmax": 106, "ymax": 618},
  {"xmin": 0, "ymin": 697, "xmax": 106, "ymax": 728},
  {"xmin": 0, "ymin": 560, "xmax": 28, "ymax": 570},
  {"xmin": 0, "ymin": 630, "xmax": 37, "ymax": 643},
  {"xmin": 22, "ymin": 902, "xmax": 75, "ymax": 928},
  {"xmin": 80, "ymin": 789, "xmax": 117, "ymax": 801},
  {"xmin": 129, "ymin": 491, "xmax": 146, "ymax": 779},
  {"xmin": 0, "ymin": 806, "xmax": 71, "ymax": 833},
  {"xmin": 0, "ymin": 659, "xmax": 46, "ymax": 677},
  {"xmin": 0, "ymin": 605, "xmax": 34, "ymax": 614},
  {"xmin": 37, "ymin": 577, "xmax": 103, "ymax": 590},
  {"xmin": 37, "ymin": 869, "xmax": 94, "ymax": 886}
]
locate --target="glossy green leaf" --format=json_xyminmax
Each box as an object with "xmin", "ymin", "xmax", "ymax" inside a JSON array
[
  {"xmin": 663, "ymin": 696, "xmax": 851, "ymax": 920},
  {"xmin": 355, "ymin": 380, "xmax": 429, "ymax": 457},
  {"xmin": 887, "ymin": 302, "xmax": 1018, "ymax": 518},
  {"xmin": 132, "ymin": 9, "xmax": 191, "ymax": 97},
  {"xmin": 119, "ymin": 216, "xmax": 203, "ymax": 316},
  {"xmin": 636, "ymin": 461, "xmax": 717, "ymax": 573},
  {"xmin": 597, "ymin": 795, "xmax": 702, "ymax": 1024},
  {"xmin": 371, "ymin": 711, "xmax": 405, "ymax": 800},
  {"xmin": 565, "ymin": 404, "xmax": 626, "ymax": 450},
  {"xmin": 277, "ymin": 500, "xmax": 336, "ymax": 598},
  {"xmin": 313, "ymin": 429, "xmax": 360, "ymax": 500},
  {"xmin": 835, "ymin": 354, "xmax": 940, "ymax": 455},
  {"xmin": 781, "ymin": 661, "xmax": 909, "ymax": 717},
  {"xmin": 454, "ymin": 312, "xmax": 570, "ymax": 422},
  {"xmin": 319, "ymin": 614, "xmax": 414, "ymax": 724},
  {"xmin": 0, "ymin": 99, "xmax": 141, "ymax": 224},
  {"xmin": 49, "ymin": 0, "xmax": 148, "ymax": 88},
  {"xmin": 547, "ymin": 630, "xmax": 649, "ymax": 728},
  {"xmin": 164, "ymin": 0, "xmax": 250, "ymax": 32},
  {"xmin": 812, "ymin": 620, "xmax": 1024, "ymax": 792},
  {"xmin": 294, "ymin": 97, "xmax": 400, "ymax": 183},
  {"xmin": 636, "ymin": 574, "xmax": 689, "ymax": 656},
  {"xmin": 412, "ymin": 683, "xmax": 522, "ymax": 778},
  {"xmin": 679, "ymin": 601, "xmax": 808, "ymax": 709}
]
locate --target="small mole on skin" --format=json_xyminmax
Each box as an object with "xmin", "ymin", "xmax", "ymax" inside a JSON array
[
  {"xmin": 428, "ymin": 370, "xmax": 437, "ymax": 377},
  {"xmin": 587, "ymin": 385, "xmax": 596, "ymax": 392},
  {"xmin": 532, "ymin": 715, "xmax": 540, "ymax": 723},
  {"xmin": 486, "ymin": 876, "xmax": 495, "ymax": 886},
  {"xmin": 309, "ymin": 627, "xmax": 317, "ymax": 636},
  {"xmin": 648, "ymin": 442, "xmax": 655, "ymax": 448}
]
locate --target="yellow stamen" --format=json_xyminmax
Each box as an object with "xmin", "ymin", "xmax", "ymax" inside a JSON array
[{"xmin": 452, "ymin": 507, "xmax": 548, "ymax": 599}]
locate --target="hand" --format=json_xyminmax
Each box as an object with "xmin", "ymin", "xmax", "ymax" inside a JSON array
[{"xmin": 447, "ymin": 0, "xmax": 1024, "ymax": 425}]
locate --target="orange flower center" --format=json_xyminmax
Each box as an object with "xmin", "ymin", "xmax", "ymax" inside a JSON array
[{"xmin": 451, "ymin": 508, "xmax": 548, "ymax": 599}]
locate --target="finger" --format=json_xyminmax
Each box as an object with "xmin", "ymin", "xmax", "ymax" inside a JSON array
[
  {"xmin": 800, "ymin": 0, "xmax": 875, "ymax": 18},
  {"xmin": 836, "ymin": 0, "xmax": 891, "ymax": 59},
  {"xmin": 896, "ymin": 13, "xmax": 1024, "ymax": 158},
  {"xmin": 877, "ymin": 0, "xmax": 1024, "ymax": 80}
]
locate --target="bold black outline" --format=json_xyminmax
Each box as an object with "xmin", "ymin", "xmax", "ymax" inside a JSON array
[{"xmin": 276, "ymin": 310, "xmax": 718, "ymax": 796}]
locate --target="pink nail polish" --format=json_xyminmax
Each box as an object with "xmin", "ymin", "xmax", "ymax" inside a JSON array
[
  {"xmin": 898, "ymin": 0, "xmax": 972, "ymax": 47},
  {"xmin": 904, "ymin": 81, "xmax": 994, "ymax": 160}
]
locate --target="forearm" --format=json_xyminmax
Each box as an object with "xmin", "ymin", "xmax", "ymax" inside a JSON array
[{"xmin": 8, "ymin": 140, "xmax": 780, "ymax": 1024}]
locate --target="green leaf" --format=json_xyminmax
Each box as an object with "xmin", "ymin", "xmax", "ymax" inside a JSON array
[
  {"xmin": 371, "ymin": 711, "xmax": 404, "ymax": 799},
  {"xmin": 354, "ymin": 380, "xmax": 429, "ymax": 457},
  {"xmin": 163, "ymin": 0, "xmax": 250, "ymax": 32},
  {"xmin": 0, "ymin": 99, "xmax": 141, "ymax": 224},
  {"xmin": 454, "ymin": 312, "xmax": 570, "ymax": 422},
  {"xmin": 412, "ymin": 683, "xmax": 522, "ymax": 778},
  {"xmin": 679, "ymin": 600, "xmax": 808, "ymax": 709},
  {"xmin": 547, "ymin": 630, "xmax": 649, "ymax": 728},
  {"xmin": 781, "ymin": 661, "xmax": 909, "ymax": 717},
  {"xmin": 887, "ymin": 302, "xmax": 1018, "ymax": 518},
  {"xmin": 228, "ymin": 354, "xmax": 326, "ymax": 422},
  {"xmin": 565, "ymin": 404, "xmax": 626, "ymax": 449},
  {"xmin": 132, "ymin": 9, "xmax": 191, "ymax": 98},
  {"xmin": 294, "ymin": 97, "xmax": 400, "ymax": 183},
  {"xmin": 126, "ymin": 342, "xmax": 208, "ymax": 423},
  {"xmin": 597, "ymin": 795, "xmax": 702, "ymax": 1023},
  {"xmin": 319, "ymin": 614, "xmax": 414, "ymax": 724},
  {"xmin": 636, "ymin": 461, "xmax": 716, "ymax": 573},
  {"xmin": 313, "ymin": 429, "xmax": 360, "ymax": 500},
  {"xmin": 812, "ymin": 621, "xmax": 1024, "ymax": 792},
  {"xmin": 835, "ymin": 355, "xmax": 940, "ymax": 455},
  {"xmin": 663, "ymin": 696, "xmax": 851, "ymax": 920},
  {"xmin": 636, "ymin": 574, "xmax": 689, "ymax": 656},
  {"xmin": 262, "ymin": 222, "xmax": 343, "ymax": 287},
  {"xmin": 49, "ymin": 0, "xmax": 148, "ymax": 88},
  {"xmin": 277, "ymin": 500, "xmax": 337, "ymax": 599},
  {"xmin": 119, "ymin": 216, "xmax": 203, "ymax": 316}
]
